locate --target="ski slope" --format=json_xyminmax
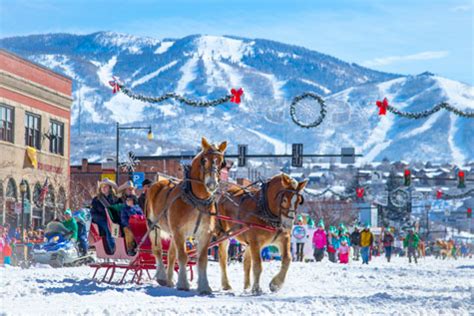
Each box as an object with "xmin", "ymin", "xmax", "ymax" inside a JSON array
[{"xmin": 1, "ymin": 256, "xmax": 472, "ymax": 315}]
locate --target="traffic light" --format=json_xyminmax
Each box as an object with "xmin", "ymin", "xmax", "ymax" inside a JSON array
[
  {"xmin": 468, "ymin": 208, "xmax": 472, "ymax": 218},
  {"xmin": 291, "ymin": 143, "xmax": 303, "ymax": 167},
  {"xmin": 238, "ymin": 144, "xmax": 247, "ymax": 167},
  {"xmin": 356, "ymin": 187, "xmax": 365, "ymax": 199},
  {"xmin": 458, "ymin": 170, "xmax": 465, "ymax": 188},
  {"xmin": 404, "ymin": 169, "xmax": 411, "ymax": 186},
  {"xmin": 436, "ymin": 189, "xmax": 443, "ymax": 199}
]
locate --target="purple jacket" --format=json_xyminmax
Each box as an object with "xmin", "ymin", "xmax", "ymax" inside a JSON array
[
  {"xmin": 120, "ymin": 205, "xmax": 143, "ymax": 227},
  {"xmin": 312, "ymin": 228, "xmax": 327, "ymax": 249}
]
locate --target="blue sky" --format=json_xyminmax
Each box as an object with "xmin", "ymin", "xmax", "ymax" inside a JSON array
[{"xmin": 1, "ymin": 0, "xmax": 473, "ymax": 84}]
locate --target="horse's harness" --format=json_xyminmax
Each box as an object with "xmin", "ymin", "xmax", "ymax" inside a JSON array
[
  {"xmin": 216, "ymin": 179, "xmax": 304, "ymax": 243},
  {"xmin": 147, "ymin": 150, "xmax": 224, "ymax": 238}
]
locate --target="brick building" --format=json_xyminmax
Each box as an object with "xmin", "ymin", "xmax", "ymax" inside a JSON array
[
  {"xmin": 0, "ymin": 49, "xmax": 72, "ymax": 228},
  {"xmin": 70, "ymin": 157, "xmax": 184, "ymax": 209},
  {"xmin": 70, "ymin": 156, "xmax": 234, "ymax": 209}
]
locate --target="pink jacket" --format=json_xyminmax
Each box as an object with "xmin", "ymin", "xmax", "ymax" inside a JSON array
[
  {"xmin": 312, "ymin": 229, "xmax": 327, "ymax": 249},
  {"xmin": 338, "ymin": 245, "xmax": 350, "ymax": 254}
]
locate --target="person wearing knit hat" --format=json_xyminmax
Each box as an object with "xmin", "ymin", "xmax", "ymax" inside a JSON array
[
  {"xmin": 312, "ymin": 220, "xmax": 327, "ymax": 262},
  {"xmin": 360, "ymin": 224, "xmax": 374, "ymax": 264},
  {"xmin": 62, "ymin": 209, "xmax": 78, "ymax": 241},
  {"xmin": 350, "ymin": 226, "xmax": 361, "ymax": 261},
  {"xmin": 138, "ymin": 179, "xmax": 153, "ymax": 212},
  {"xmin": 382, "ymin": 227, "xmax": 394, "ymax": 262}
]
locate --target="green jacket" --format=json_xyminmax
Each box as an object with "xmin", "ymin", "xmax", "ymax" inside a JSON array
[
  {"xmin": 62, "ymin": 218, "xmax": 78, "ymax": 240},
  {"xmin": 403, "ymin": 233, "xmax": 419, "ymax": 248}
]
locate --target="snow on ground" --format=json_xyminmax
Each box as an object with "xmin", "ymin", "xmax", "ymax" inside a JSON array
[{"xmin": 1, "ymin": 257, "xmax": 472, "ymax": 315}]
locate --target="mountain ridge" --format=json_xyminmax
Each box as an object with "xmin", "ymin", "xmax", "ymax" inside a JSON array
[{"xmin": 1, "ymin": 31, "xmax": 472, "ymax": 164}]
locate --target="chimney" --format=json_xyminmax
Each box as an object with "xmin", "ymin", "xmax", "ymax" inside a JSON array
[{"xmin": 81, "ymin": 158, "xmax": 88, "ymax": 172}]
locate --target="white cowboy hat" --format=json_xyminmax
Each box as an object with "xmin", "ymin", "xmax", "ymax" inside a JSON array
[
  {"xmin": 97, "ymin": 178, "xmax": 118, "ymax": 193},
  {"xmin": 117, "ymin": 180, "xmax": 136, "ymax": 193}
]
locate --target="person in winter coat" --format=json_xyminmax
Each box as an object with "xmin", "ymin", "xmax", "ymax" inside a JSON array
[
  {"xmin": 350, "ymin": 227, "xmax": 361, "ymax": 261},
  {"xmin": 327, "ymin": 226, "xmax": 339, "ymax": 263},
  {"xmin": 121, "ymin": 196, "xmax": 144, "ymax": 255},
  {"xmin": 312, "ymin": 220, "xmax": 327, "ymax": 262},
  {"xmin": 403, "ymin": 229, "xmax": 419, "ymax": 264},
  {"xmin": 382, "ymin": 228, "xmax": 394, "ymax": 262},
  {"xmin": 91, "ymin": 178, "xmax": 118, "ymax": 254},
  {"xmin": 359, "ymin": 225, "xmax": 374, "ymax": 264},
  {"xmin": 138, "ymin": 179, "xmax": 152, "ymax": 212},
  {"xmin": 62, "ymin": 209, "xmax": 78, "ymax": 241},
  {"xmin": 2, "ymin": 239, "xmax": 12, "ymax": 265},
  {"xmin": 118, "ymin": 180, "xmax": 138, "ymax": 205},
  {"xmin": 338, "ymin": 239, "xmax": 350, "ymax": 264}
]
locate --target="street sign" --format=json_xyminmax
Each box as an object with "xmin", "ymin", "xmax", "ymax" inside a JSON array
[
  {"xmin": 341, "ymin": 147, "xmax": 355, "ymax": 164},
  {"xmin": 238, "ymin": 144, "xmax": 248, "ymax": 167},
  {"xmin": 292, "ymin": 143, "xmax": 303, "ymax": 167},
  {"xmin": 132, "ymin": 172, "xmax": 145, "ymax": 189}
]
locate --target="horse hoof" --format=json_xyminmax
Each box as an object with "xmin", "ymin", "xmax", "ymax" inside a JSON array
[
  {"xmin": 177, "ymin": 286, "xmax": 190, "ymax": 291},
  {"xmin": 269, "ymin": 282, "xmax": 282, "ymax": 292},
  {"xmin": 198, "ymin": 287, "xmax": 213, "ymax": 295},
  {"xmin": 222, "ymin": 284, "xmax": 232, "ymax": 291},
  {"xmin": 251, "ymin": 287, "xmax": 263, "ymax": 295},
  {"xmin": 157, "ymin": 279, "xmax": 168, "ymax": 287}
]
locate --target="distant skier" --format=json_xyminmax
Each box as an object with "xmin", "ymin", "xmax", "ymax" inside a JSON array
[
  {"xmin": 359, "ymin": 224, "xmax": 374, "ymax": 264},
  {"xmin": 403, "ymin": 228, "xmax": 419, "ymax": 264},
  {"xmin": 382, "ymin": 227, "xmax": 394, "ymax": 262}
]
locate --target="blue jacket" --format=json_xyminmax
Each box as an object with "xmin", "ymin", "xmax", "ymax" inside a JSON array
[{"xmin": 120, "ymin": 205, "xmax": 143, "ymax": 227}]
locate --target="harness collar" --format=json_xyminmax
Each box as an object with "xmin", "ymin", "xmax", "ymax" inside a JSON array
[{"xmin": 180, "ymin": 165, "xmax": 216, "ymax": 212}]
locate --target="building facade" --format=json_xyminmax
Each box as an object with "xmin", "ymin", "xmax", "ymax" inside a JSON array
[{"xmin": 0, "ymin": 49, "xmax": 72, "ymax": 228}]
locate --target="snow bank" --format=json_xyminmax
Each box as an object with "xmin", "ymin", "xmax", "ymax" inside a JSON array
[{"xmin": 1, "ymin": 257, "xmax": 472, "ymax": 315}]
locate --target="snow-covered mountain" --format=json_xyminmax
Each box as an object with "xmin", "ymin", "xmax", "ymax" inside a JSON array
[{"xmin": 1, "ymin": 32, "xmax": 472, "ymax": 164}]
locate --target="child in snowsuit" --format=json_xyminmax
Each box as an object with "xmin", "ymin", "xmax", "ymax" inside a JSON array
[
  {"xmin": 312, "ymin": 221, "xmax": 327, "ymax": 262},
  {"xmin": 338, "ymin": 239, "xmax": 350, "ymax": 264},
  {"xmin": 121, "ymin": 196, "xmax": 144, "ymax": 255}
]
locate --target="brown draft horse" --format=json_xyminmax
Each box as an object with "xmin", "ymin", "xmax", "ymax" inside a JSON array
[
  {"xmin": 146, "ymin": 137, "xmax": 227, "ymax": 294},
  {"xmin": 217, "ymin": 173, "xmax": 307, "ymax": 294}
]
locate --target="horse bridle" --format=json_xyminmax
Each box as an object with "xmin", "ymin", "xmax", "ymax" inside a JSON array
[
  {"xmin": 199, "ymin": 150, "xmax": 225, "ymax": 180},
  {"xmin": 258, "ymin": 180, "xmax": 304, "ymax": 228}
]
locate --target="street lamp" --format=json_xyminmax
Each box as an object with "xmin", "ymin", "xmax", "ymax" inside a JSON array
[
  {"xmin": 19, "ymin": 179, "xmax": 27, "ymax": 243},
  {"xmin": 116, "ymin": 122, "xmax": 153, "ymax": 184}
]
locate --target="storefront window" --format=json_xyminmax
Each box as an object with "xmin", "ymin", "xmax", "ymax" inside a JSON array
[
  {"xmin": 0, "ymin": 183, "xmax": 4, "ymax": 225},
  {"xmin": 5, "ymin": 178, "xmax": 18, "ymax": 228},
  {"xmin": 33, "ymin": 183, "xmax": 43, "ymax": 228},
  {"xmin": 44, "ymin": 185, "xmax": 55, "ymax": 224}
]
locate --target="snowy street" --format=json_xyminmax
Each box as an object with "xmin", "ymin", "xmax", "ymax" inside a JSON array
[{"xmin": 2, "ymin": 257, "xmax": 473, "ymax": 315}]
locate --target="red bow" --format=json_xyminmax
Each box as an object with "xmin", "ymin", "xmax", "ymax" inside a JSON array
[
  {"xmin": 230, "ymin": 88, "xmax": 243, "ymax": 104},
  {"xmin": 356, "ymin": 187, "xmax": 365, "ymax": 199},
  {"xmin": 436, "ymin": 190, "xmax": 443, "ymax": 199},
  {"xmin": 376, "ymin": 98, "xmax": 389, "ymax": 115},
  {"xmin": 108, "ymin": 78, "xmax": 121, "ymax": 94}
]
